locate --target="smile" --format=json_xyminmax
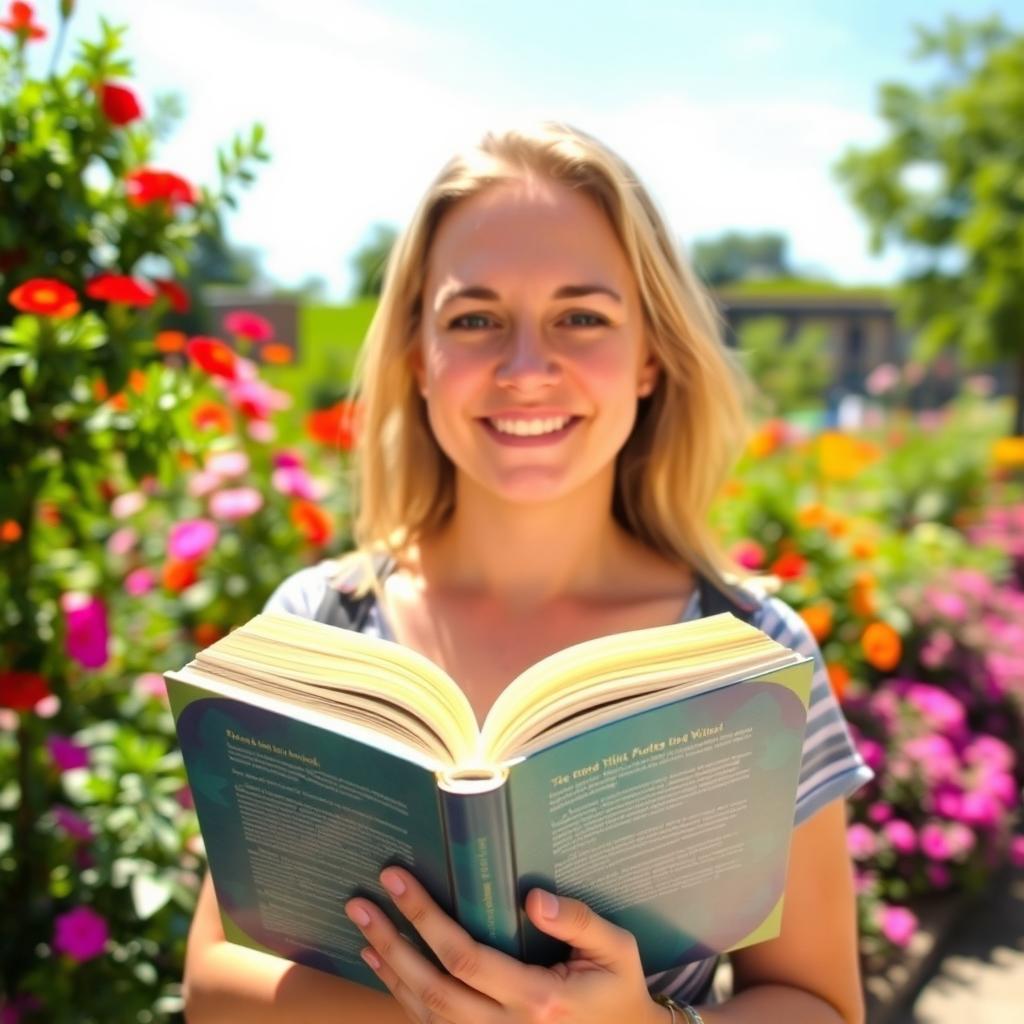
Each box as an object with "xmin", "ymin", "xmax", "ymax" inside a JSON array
[{"xmin": 487, "ymin": 415, "xmax": 573, "ymax": 437}]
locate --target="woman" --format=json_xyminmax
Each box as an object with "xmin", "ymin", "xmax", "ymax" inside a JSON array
[{"xmin": 183, "ymin": 123, "xmax": 871, "ymax": 1024}]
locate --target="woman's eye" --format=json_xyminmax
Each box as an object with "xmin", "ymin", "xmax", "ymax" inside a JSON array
[
  {"xmin": 562, "ymin": 311, "xmax": 608, "ymax": 328},
  {"xmin": 448, "ymin": 313, "xmax": 494, "ymax": 330}
]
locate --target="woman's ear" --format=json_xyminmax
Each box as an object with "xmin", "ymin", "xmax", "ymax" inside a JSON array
[{"xmin": 637, "ymin": 353, "xmax": 660, "ymax": 398}]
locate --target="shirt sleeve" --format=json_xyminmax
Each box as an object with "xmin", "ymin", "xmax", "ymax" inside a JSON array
[
  {"xmin": 262, "ymin": 561, "xmax": 336, "ymax": 618},
  {"xmin": 755, "ymin": 596, "xmax": 874, "ymax": 826}
]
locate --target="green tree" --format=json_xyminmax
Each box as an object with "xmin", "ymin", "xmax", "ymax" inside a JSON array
[
  {"xmin": 691, "ymin": 230, "xmax": 793, "ymax": 286},
  {"xmin": 834, "ymin": 14, "xmax": 1024, "ymax": 434},
  {"xmin": 349, "ymin": 222, "xmax": 397, "ymax": 299},
  {"xmin": 735, "ymin": 317, "xmax": 831, "ymax": 417}
]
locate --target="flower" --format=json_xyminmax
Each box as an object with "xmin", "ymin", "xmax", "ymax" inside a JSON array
[
  {"xmin": 209, "ymin": 487, "xmax": 263, "ymax": 521},
  {"xmin": 865, "ymin": 363, "xmax": 901, "ymax": 397},
  {"xmin": 223, "ymin": 310, "xmax": 274, "ymax": 342},
  {"xmin": 162, "ymin": 558, "xmax": 199, "ymax": 592},
  {"xmin": 816, "ymin": 432, "xmax": 881, "ymax": 482},
  {"xmin": 98, "ymin": 82, "xmax": 142, "ymax": 125},
  {"xmin": 153, "ymin": 278, "xmax": 190, "ymax": 313},
  {"xmin": 193, "ymin": 623, "xmax": 223, "ymax": 647},
  {"xmin": 730, "ymin": 539, "xmax": 765, "ymax": 571},
  {"xmin": 0, "ymin": 670, "xmax": 51, "ymax": 710},
  {"xmin": 225, "ymin": 377, "xmax": 291, "ymax": 420},
  {"xmin": 205, "ymin": 450, "xmax": 250, "ymax": 478},
  {"xmin": 186, "ymin": 337, "xmax": 239, "ymax": 380},
  {"xmin": 273, "ymin": 449, "xmax": 305, "ymax": 469},
  {"xmin": 191, "ymin": 400, "xmax": 233, "ymax": 433},
  {"xmin": 124, "ymin": 167, "xmax": 197, "ymax": 209},
  {"xmin": 272, "ymin": 464, "xmax": 319, "ymax": 500},
  {"xmin": 261, "ymin": 343, "xmax": 293, "ymax": 364},
  {"xmin": 1010, "ymin": 836, "xmax": 1024, "ymax": 869},
  {"xmin": 289, "ymin": 499, "xmax": 333, "ymax": 545},
  {"xmin": 53, "ymin": 906, "xmax": 109, "ymax": 961},
  {"xmin": 881, "ymin": 819, "xmax": 917, "ymax": 855},
  {"xmin": 168, "ymin": 518, "xmax": 219, "ymax": 560},
  {"xmin": 124, "ymin": 567, "xmax": 156, "ymax": 597},
  {"xmin": 187, "ymin": 471, "xmax": 221, "ymax": 498},
  {"xmin": 61, "ymin": 593, "xmax": 109, "ymax": 669},
  {"xmin": 47, "ymin": 734, "xmax": 89, "ymax": 772},
  {"xmin": 85, "ymin": 273, "xmax": 156, "ymax": 307},
  {"xmin": 799, "ymin": 603, "xmax": 832, "ymax": 642},
  {"xmin": 825, "ymin": 662, "xmax": 850, "ymax": 701},
  {"xmin": 992, "ymin": 437, "xmax": 1024, "ymax": 471},
  {"xmin": 746, "ymin": 419, "xmax": 786, "ymax": 458},
  {"xmin": 846, "ymin": 823, "xmax": 877, "ymax": 860},
  {"xmin": 53, "ymin": 805, "xmax": 94, "ymax": 842},
  {"xmin": 306, "ymin": 400, "xmax": 358, "ymax": 449},
  {"xmin": 8, "ymin": 277, "xmax": 80, "ymax": 317},
  {"xmin": 769, "ymin": 551, "xmax": 806, "ymax": 580},
  {"xmin": 133, "ymin": 673, "xmax": 167, "ymax": 702},
  {"xmin": 861, "ymin": 621, "xmax": 901, "ymax": 672},
  {"xmin": 155, "ymin": 329, "xmax": 187, "ymax": 353},
  {"xmin": 0, "ymin": 2, "xmax": 46, "ymax": 41},
  {"xmin": 876, "ymin": 905, "xmax": 917, "ymax": 948},
  {"xmin": 920, "ymin": 821, "xmax": 975, "ymax": 861},
  {"xmin": 110, "ymin": 490, "xmax": 145, "ymax": 519},
  {"xmin": 1, "ymin": 519, "xmax": 22, "ymax": 542}
]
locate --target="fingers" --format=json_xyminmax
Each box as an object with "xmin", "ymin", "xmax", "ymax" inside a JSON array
[
  {"xmin": 346, "ymin": 885, "xmax": 501, "ymax": 1023},
  {"xmin": 524, "ymin": 889, "xmax": 641, "ymax": 972}
]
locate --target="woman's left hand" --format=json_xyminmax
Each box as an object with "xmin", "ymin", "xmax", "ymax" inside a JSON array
[{"xmin": 345, "ymin": 867, "xmax": 666, "ymax": 1024}]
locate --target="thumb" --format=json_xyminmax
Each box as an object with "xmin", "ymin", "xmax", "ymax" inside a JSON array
[{"xmin": 525, "ymin": 889, "xmax": 639, "ymax": 971}]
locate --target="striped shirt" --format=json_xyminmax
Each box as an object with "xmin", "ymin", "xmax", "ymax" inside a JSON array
[{"xmin": 264, "ymin": 559, "xmax": 872, "ymax": 1005}]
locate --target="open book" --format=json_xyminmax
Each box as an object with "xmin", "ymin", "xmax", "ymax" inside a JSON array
[{"xmin": 166, "ymin": 610, "xmax": 813, "ymax": 992}]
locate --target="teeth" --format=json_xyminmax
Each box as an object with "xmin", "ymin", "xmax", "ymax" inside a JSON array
[{"xmin": 490, "ymin": 416, "xmax": 571, "ymax": 436}]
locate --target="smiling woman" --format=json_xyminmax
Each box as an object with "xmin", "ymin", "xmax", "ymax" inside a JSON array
[{"xmin": 183, "ymin": 123, "xmax": 870, "ymax": 1024}]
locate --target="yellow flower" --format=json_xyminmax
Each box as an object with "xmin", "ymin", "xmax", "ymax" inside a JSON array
[
  {"xmin": 992, "ymin": 436, "xmax": 1024, "ymax": 470},
  {"xmin": 816, "ymin": 432, "xmax": 881, "ymax": 482}
]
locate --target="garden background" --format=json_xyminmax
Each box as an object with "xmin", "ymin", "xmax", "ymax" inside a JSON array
[{"xmin": 1, "ymin": 3, "xmax": 1023, "ymax": 1022}]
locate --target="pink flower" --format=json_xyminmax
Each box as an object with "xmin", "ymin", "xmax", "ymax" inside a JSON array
[
  {"xmin": 856, "ymin": 737, "xmax": 886, "ymax": 773},
  {"xmin": 124, "ymin": 567, "xmax": 156, "ymax": 597},
  {"xmin": 882, "ymin": 819, "xmax": 917, "ymax": 855},
  {"xmin": 958, "ymin": 791, "xmax": 1005, "ymax": 830},
  {"xmin": 930, "ymin": 783, "xmax": 964, "ymax": 819},
  {"xmin": 247, "ymin": 419, "xmax": 276, "ymax": 443},
  {"xmin": 273, "ymin": 449, "xmax": 305, "ymax": 469},
  {"xmin": 921, "ymin": 821, "xmax": 975, "ymax": 861},
  {"xmin": 223, "ymin": 310, "xmax": 274, "ymax": 342},
  {"xmin": 53, "ymin": 805, "xmax": 94, "ymax": 841},
  {"xmin": 205, "ymin": 450, "xmax": 250, "ymax": 478},
  {"xmin": 948, "ymin": 568, "xmax": 993, "ymax": 601},
  {"xmin": 133, "ymin": 673, "xmax": 167, "ymax": 702},
  {"xmin": 847, "ymin": 823, "xmax": 877, "ymax": 860},
  {"xmin": 920, "ymin": 631, "xmax": 954, "ymax": 669},
  {"xmin": 271, "ymin": 464, "xmax": 319, "ymax": 500},
  {"xmin": 904, "ymin": 734, "xmax": 959, "ymax": 784},
  {"xmin": 53, "ymin": 906, "xmax": 109, "ymax": 961},
  {"xmin": 47, "ymin": 735, "xmax": 89, "ymax": 772},
  {"xmin": 110, "ymin": 491, "xmax": 145, "ymax": 519},
  {"xmin": 187, "ymin": 470, "xmax": 221, "ymax": 498},
  {"xmin": 1010, "ymin": 836, "xmax": 1024, "ymax": 869},
  {"xmin": 876, "ymin": 904, "xmax": 917, "ymax": 948},
  {"xmin": 926, "ymin": 863, "xmax": 953, "ymax": 888},
  {"xmin": 168, "ymin": 519, "xmax": 219, "ymax": 560},
  {"xmin": 927, "ymin": 590, "xmax": 968, "ymax": 621},
  {"xmin": 902, "ymin": 683, "xmax": 966, "ymax": 737},
  {"xmin": 964, "ymin": 736, "xmax": 1015, "ymax": 774},
  {"xmin": 867, "ymin": 803, "xmax": 894, "ymax": 824},
  {"xmin": 225, "ymin": 377, "xmax": 291, "ymax": 421},
  {"xmin": 730, "ymin": 539, "xmax": 765, "ymax": 570},
  {"xmin": 106, "ymin": 526, "xmax": 138, "ymax": 556},
  {"xmin": 209, "ymin": 487, "xmax": 263, "ymax": 521},
  {"xmin": 61, "ymin": 593, "xmax": 109, "ymax": 669}
]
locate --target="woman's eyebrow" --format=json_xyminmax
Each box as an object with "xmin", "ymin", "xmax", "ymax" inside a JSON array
[{"xmin": 436, "ymin": 283, "xmax": 623, "ymax": 309}]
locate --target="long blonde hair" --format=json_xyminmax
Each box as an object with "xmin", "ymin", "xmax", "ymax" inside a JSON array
[{"xmin": 349, "ymin": 122, "xmax": 752, "ymax": 587}]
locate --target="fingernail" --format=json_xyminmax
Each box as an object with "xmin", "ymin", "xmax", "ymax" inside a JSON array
[
  {"xmin": 361, "ymin": 947, "xmax": 382, "ymax": 970},
  {"xmin": 381, "ymin": 870, "xmax": 407, "ymax": 896},
  {"xmin": 538, "ymin": 889, "xmax": 559, "ymax": 919},
  {"xmin": 346, "ymin": 903, "xmax": 371, "ymax": 927}
]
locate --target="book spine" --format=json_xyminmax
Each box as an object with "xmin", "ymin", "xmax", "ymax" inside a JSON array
[{"xmin": 439, "ymin": 783, "xmax": 520, "ymax": 956}]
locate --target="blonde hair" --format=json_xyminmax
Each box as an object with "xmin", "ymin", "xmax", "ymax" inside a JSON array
[{"xmin": 349, "ymin": 122, "xmax": 753, "ymax": 588}]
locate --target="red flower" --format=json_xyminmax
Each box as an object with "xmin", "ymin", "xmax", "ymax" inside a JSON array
[
  {"xmin": 186, "ymin": 337, "xmax": 238, "ymax": 380},
  {"xmin": 289, "ymin": 500, "xmax": 333, "ymax": 546},
  {"xmin": 125, "ymin": 168, "xmax": 197, "ymax": 209},
  {"xmin": 305, "ymin": 400, "xmax": 358, "ymax": 450},
  {"xmin": 98, "ymin": 82, "xmax": 142, "ymax": 126},
  {"xmin": 9, "ymin": 278, "xmax": 80, "ymax": 317},
  {"xmin": 0, "ymin": 3, "xmax": 46, "ymax": 42},
  {"xmin": 85, "ymin": 273, "xmax": 156, "ymax": 308},
  {"xmin": 153, "ymin": 278, "xmax": 190, "ymax": 313},
  {"xmin": 769, "ymin": 551, "xmax": 807, "ymax": 580},
  {"xmin": 191, "ymin": 400, "xmax": 233, "ymax": 432},
  {"xmin": 223, "ymin": 310, "xmax": 274, "ymax": 342},
  {"xmin": 0, "ymin": 670, "xmax": 51, "ymax": 710},
  {"xmin": 1, "ymin": 519, "xmax": 22, "ymax": 542},
  {"xmin": 162, "ymin": 558, "xmax": 199, "ymax": 593}
]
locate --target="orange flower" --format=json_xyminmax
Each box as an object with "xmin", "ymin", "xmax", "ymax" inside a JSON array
[
  {"xmin": 109, "ymin": 392, "xmax": 129, "ymax": 412},
  {"xmin": 746, "ymin": 419, "xmax": 786, "ymax": 459},
  {"xmin": 260, "ymin": 343, "xmax": 293, "ymax": 365},
  {"xmin": 306, "ymin": 400, "xmax": 358, "ymax": 450},
  {"xmin": 37, "ymin": 501, "xmax": 60, "ymax": 526},
  {"xmin": 92, "ymin": 378, "xmax": 109, "ymax": 401},
  {"xmin": 861, "ymin": 621, "xmax": 901, "ymax": 672},
  {"xmin": 799, "ymin": 603, "xmax": 833, "ymax": 643},
  {"xmin": 851, "ymin": 536, "xmax": 877, "ymax": 560},
  {"xmin": 162, "ymin": 558, "xmax": 199, "ymax": 592},
  {"xmin": 191, "ymin": 400, "xmax": 233, "ymax": 433},
  {"xmin": 8, "ymin": 277, "xmax": 79, "ymax": 317},
  {"xmin": 796, "ymin": 502, "xmax": 830, "ymax": 529},
  {"xmin": 992, "ymin": 437, "xmax": 1024, "ymax": 470},
  {"xmin": 1, "ymin": 519, "xmax": 22, "ymax": 542},
  {"xmin": 155, "ymin": 330, "xmax": 187, "ymax": 353},
  {"xmin": 816, "ymin": 432, "xmax": 881, "ymax": 482},
  {"xmin": 851, "ymin": 572, "xmax": 876, "ymax": 618},
  {"xmin": 186, "ymin": 337, "xmax": 238, "ymax": 380},
  {"xmin": 289, "ymin": 500, "xmax": 333, "ymax": 546},
  {"xmin": 193, "ymin": 622, "xmax": 223, "ymax": 647},
  {"xmin": 128, "ymin": 369, "xmax": 147, "ymax": 394},
  {"xmin": 826, "ymin": 662, "xmax": 850, "ymax": 701}
]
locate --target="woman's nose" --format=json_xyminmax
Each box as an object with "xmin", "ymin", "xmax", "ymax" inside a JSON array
[{"xmin": 495, "ymin": 324, "xmax": 560, "ymax": 390}]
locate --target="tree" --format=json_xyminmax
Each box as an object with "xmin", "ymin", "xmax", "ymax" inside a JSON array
[
  {"xmin": 834, "ymin": 14, "xmax": 1024, "ymax": 435},
  {"xmin": 691, "ymin": 231, "xmax": 793, "ymax": 286},
  {"xmin": 350, "ymin": 223, "xmax": 397, "ymax": 299}
]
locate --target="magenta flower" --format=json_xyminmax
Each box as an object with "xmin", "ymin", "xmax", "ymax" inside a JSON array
[
  {"xmin": 124, "ymin": 567, "xmax": 156, "ymax": 597},
  {"xmin": 901, "ymin": 683, "xmax": 966, "ymax": 737},
  {"xmin": 921, "ymin": 821, "xmax": 975, "ymax": 861},
  {"xmin": 867, "ymin": 803, "xmax": 894, "ymax": 824},
  {"xmin": 271, "ymin": 464, "xmax": 319, "ymax": 500},
  {"xmin": 1010, "ymin": 836, "xmax": 1024, "ymax": 869},
  {"xmin": 223, "ymin": 310, "xmax": 274, "ymax": 342},
  {"xmin": 920, "ymin": 631, "xmax": 954, "ymax": 669},
  {"xmin": 730, "ymin": 539, "xmax": 765, "ymax": 570},
  {"xmin": 273, "ymin": 449, "xmax": 305, "ymax": 469},
  {"xmin": 882, "ymin": 819, "xmax": 917, "ymax": 855},
  {"xmin": 846, "ymin": 823, "xmax": 877, "ymax": 860},
  {"xmin": 47, "ymin": 735, "xmax": 89, "ymax": 772},
  {"xmin": 876, "ymin": 905, "xmax": 917, "ymax": 948},
  {"xmin": 926, "ymin": 862, "xmax": 953, "ymax": 888},
  {"xmin": 53, "ymin": 906, "xmax": 109, "ymax": 961},
  {"xmin": 927, "ymin": 590, "xmax": 968, "ymax": 621},
  {"xmin": 855, "ymin": 737, "xmax": 886, "ymax": 773},
  {"xmin": 957, "ymin": 791, "xmax": 1005, "ymax": 830},
  {"xmin": 53, "ymin": 805, "xmax": 94, "ymax": 842},
  {"xmin": 964, "ymin": 735, "xmax": 1015, "ymax": 773},
  {"xmin": 904, "ymin": 734, "xmax": 959, "ymax": 784},
  {"xmin": 209, "ymin": 487, "xmax": 263, "ymax": 521},
  {"xmin": 168, "ymin": 518, "xmax": 219, "ymax": 561},
  {"xmin": 60, "ymin": 593, "xmax": 109, "ymax": 669},
  {"xmin": 205, "ymin": 450, "xmax": 250, "ymax": 478}
]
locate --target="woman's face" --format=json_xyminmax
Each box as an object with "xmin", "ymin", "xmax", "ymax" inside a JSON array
[{"xmin": 413, "ymin": 176, "xmax": 658, "ymax": 509}]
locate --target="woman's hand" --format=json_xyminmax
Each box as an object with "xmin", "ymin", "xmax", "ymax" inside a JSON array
[{"xmin": 345, "ymin": 867, "xmax": 667, "ymax": 1024}]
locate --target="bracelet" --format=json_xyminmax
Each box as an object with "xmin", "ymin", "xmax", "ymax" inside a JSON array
[{"xmin": 654, "ymin": 994, "xmax": 706, "ymax": 1024}]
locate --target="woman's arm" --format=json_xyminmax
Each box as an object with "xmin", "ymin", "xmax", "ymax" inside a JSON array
[
  {"xmin": 183, "ymin": 871, "xmax": 410, "ymax": 1024},
  {"xmin": 702, "ymin": 798, "xmax": 865, "ymax": 1024}
]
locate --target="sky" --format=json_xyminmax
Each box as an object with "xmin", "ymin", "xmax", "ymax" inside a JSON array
[{"xmin": 63, "ymin": 1, "xmax": 1023, "ymax": 299}]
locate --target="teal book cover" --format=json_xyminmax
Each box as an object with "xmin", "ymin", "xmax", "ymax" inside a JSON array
[{"xmin": 167, "ymin": 657, "xmax": 812, "ymax": 989}]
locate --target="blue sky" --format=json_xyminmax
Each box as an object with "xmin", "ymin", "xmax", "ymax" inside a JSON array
[{"xmin": 73, "ymin": 1, "xmax": 1021, "ymax": 298}]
